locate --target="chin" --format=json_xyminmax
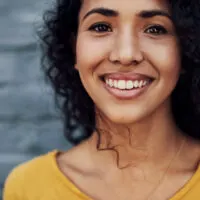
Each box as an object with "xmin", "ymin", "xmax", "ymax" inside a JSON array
[{"xmin": 103, "ymin": 110, "xmax": 145, "ymax": 126}]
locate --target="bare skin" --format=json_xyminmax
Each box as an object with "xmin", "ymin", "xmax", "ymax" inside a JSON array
[
  {"xmin": 56, "ymin": 135, "xmax": 200, "ymax": 200},
  {"xmin": 56, "ymin": 0, "xmax": 200, "ymax": 199}
]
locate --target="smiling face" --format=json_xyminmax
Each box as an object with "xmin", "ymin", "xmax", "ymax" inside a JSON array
[{"xmin": 75, "ymin": 0, "xmax": 181, "ymax": 125}]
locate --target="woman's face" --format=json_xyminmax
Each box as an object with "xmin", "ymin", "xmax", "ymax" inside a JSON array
[{"xmin": 75, "ymin": 0, "xmax": 181, "ymax": 124}]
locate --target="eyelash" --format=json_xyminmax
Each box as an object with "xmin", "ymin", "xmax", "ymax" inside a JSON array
[
  {"xmin": 145, "ymin": 25, "xmax": 168, "ymax": 35},
  {"xmin": 88, "ymin": 23, "xmax": 168, "ymax": 35},
  {"xmin": 88, "ymin": 23, "xmax": 112, "ymax": 33}
]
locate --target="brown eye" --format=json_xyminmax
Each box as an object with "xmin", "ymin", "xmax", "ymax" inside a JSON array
[
  {"xmin": 88, "ymin": 23, "xmax": 112, "ymax": 33},
  {"xmin": 145, "ymin": 25, "xmax": 168, "ymax": 35}
]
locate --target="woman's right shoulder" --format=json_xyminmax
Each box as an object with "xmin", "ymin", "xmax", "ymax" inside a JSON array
[
  {"xmin": 5, "ymin": 150, "xmax": 55, "ymax": 181},
  {"xmin": 3, "ymin": 150, "xmax": 57, "ymax": 200}
]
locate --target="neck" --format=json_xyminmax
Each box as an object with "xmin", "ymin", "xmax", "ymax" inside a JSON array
[{"xmin": 89, "ymin": 100, "xmax": 185, "ymax": 169}]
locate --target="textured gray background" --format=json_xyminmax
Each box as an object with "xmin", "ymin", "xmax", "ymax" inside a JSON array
[{"xmin": 0, "ymin": 0, "xmax": 73, "ymax": 198}]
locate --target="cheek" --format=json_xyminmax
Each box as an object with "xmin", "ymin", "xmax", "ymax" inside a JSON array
[
  {"xmin": 75, "ymin": 34, "xmax": 113, "ymax": 98},
  {"xmin": 160, "ymin": 47, "xmax": 181, "ymax": 81},
  {"xmin": 143, "ymin": 39, "xmax": 181, "ymax": 78},
  {"xmin": 76, "ymin": 34, "xmax": 112, "ymax": 70}
]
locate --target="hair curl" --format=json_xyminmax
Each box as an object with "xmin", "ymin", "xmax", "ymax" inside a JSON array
[{"xmin": 39, "ymin": 0, "xmax": 200, "ymax": 147}]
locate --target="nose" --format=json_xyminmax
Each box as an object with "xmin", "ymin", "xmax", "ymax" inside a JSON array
[{"xmin": 109, "ymin": 29, "xmax": 144, "ymax": 66}]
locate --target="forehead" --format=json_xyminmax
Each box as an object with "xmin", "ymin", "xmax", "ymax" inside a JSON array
[{"xmin": 80, "ymin": 0, "xmax": 170, "ymax": 17}]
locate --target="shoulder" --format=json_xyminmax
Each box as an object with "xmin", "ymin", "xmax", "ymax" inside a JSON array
[
  {"xmin": 3, "ymin": 150, "xmax": 56, "ymax": 200},
  {"xmin": 5, "ymin": 150, "xmax": 54, "ymax": 182}
]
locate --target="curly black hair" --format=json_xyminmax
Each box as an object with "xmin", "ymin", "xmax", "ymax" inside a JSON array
[{"xmin": 39, "ymin": 0, "xmax": 200, "ymax": 147}]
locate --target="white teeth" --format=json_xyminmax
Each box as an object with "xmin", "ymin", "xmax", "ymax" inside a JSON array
[
  {"xmin": 114, "ymin": 80, "xmax": 118, "ymax": 88},
  {"xmin": 133, "ymin": 80, "xmax": 139, "ymax": 88},
  {"xmin": 117, "ymin": 80, "xmax": 126, "ymax": 89},
  {"xmin": 126, "ymin": 80, "xmax": 134, "ymax": 89},
  {"xmin": 108, "ymin": 79, "xmax": 113, "ymax": 87},
  {"xmin": 139, "ymin": 80, "xmax": 143, "ymax": 88},
  {"xmin": 105, "ymin": 79, "xmax": 150, "ymax": 90}
]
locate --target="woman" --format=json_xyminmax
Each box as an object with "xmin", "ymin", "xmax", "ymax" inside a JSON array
[{"xmin": 3, "ymin": 0, "xmax": 200, "ymax": 199}]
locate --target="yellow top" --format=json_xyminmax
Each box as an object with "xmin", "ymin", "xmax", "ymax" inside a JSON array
[{"xmin": 3, "ymin": 150, "xmax": 200, "ymax": 200}]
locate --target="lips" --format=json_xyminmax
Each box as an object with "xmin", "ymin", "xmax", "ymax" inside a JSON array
[
  {"xmin": 101, "ymin": 72, "xmax": 154, "ymax": 82},
  {"xmin": 99, "ymin": 72, "xmax": 154, "ymax": 100}
]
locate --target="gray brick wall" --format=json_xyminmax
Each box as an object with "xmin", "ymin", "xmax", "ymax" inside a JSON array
[{"xmin": 0, "ymin": 0, "xmax": 73, "ymax": 198}]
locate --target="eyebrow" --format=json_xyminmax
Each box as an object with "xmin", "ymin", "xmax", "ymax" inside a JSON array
[
  {"xmin": 82, "ymin": 7, "xmax": 119, "ymax": 21},
  {"xmin": 82, "ymin": 7, "xmax": 171, "ymax": 21},
  {"xmin": 139, "ymin": 10, "xmax": 171, "ymax": 20}
]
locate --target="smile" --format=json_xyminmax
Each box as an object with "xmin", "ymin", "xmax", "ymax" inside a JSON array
[
  {"xmin": 101, "ymin": 76, "xmax": 154, "ymax": 100},
  {"xmin": 105, "ymin": 79, "xmax": 149, "ymax": 90}
]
